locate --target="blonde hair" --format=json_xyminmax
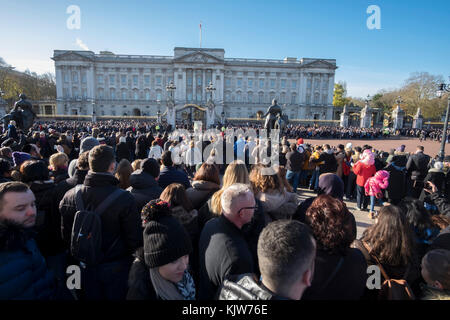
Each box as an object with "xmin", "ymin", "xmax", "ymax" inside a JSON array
[
  {"xmin": 250, "ymin": 163, "xmax": 283, "ymax": 194},
  {"xmin": 131, "ymin": 159, "xmax": 142, "ymax": 171},
  {"xmin": 49, "ymin": 152, "xmax": 69, "ymax": 170},
  {"xmin": 210, "ymin": 160, "xmax": 249, "ymax": 215}
]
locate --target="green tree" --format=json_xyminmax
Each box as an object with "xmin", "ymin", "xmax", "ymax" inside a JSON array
[{"xmin": 333, "ymin": 82, "xmax": 350, "ymax": 107}]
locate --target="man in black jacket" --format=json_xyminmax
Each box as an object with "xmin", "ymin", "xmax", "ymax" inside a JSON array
[
  {"xmin": 285, "ymin": 143, "xmax": 304, "ymax": 193},
  {"xmin": 59, "ymin": 145, "xmax": 142, "ymax": 300},
  {"xmin": 198, "ymin": 183, "xmax": 256, "ymax": 300},
  {"xmin": 406, "ymin": 146, "xmax": 431, "ymax": 198},
  {"xmin": 218, "ymin": 220, "xmax": 316, "ymax": 300},
  {"xmin": 311, "ymin": 144, "xmax": 338, "ymax": 175}
]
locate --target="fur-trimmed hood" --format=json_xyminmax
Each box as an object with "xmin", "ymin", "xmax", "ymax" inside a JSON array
[{"xmin": 0, "ymin": 219, "xmax": 32, "ymax": 251}]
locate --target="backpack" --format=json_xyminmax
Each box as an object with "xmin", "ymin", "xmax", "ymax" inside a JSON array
[
  {"xmin": 70, "ymin": 185, "xmax": 124, "ymax": 266},
  {"xmin": 362, "ymin": 241, "xmax": 415, "ymax": 300}
]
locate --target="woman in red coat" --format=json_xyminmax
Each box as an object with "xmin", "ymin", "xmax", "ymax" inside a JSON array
[{"xmin": 353, "ymin": 149, "xmax": 376, "ymax": 213}]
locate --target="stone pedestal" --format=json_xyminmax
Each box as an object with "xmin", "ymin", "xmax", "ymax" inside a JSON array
[
  {"xmin": 392, "ymin": 105, "xmax": 405, "ymax": 129},
  {"xmin": 206, "ymin": 102, "xmax": 216, "ymax": 128},
  {"xmin": 413, "ymin": 107, "xmax": 423, "ymax": 129},
  {"xmin": 360, "ymin": 105, "xmax": 372, "ymax": 128},
  {"xmin": 166, "ymin": 103, "xmax": 176, "ymax": 128},
  {"xmin": 340, "ymin": 105, "xmax": 349, "ymax": 128}
]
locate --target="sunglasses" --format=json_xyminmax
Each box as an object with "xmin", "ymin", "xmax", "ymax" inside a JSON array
[{"xmin": 237, "ymin": 206, "xmax": 258, "ymax": 215}]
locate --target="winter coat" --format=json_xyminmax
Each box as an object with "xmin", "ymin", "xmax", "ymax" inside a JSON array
[
  {"xmin": 255, "ymin": 189, "xmax": 300, "ymax": 222},
  {"xmin": 311, "ymin": 152, "xmax": 337, "ymax": 174},
  {"xmin": 186, "ymin": 180, "xmax": 221, "ymax": 210},
  {"xmin": 127, "ymin": 170, "xmax": 162, "ymax": 212},
  {"xmin": 127, "ymin": 247, "xmax": 158, "ymax": 300},
  {"xmin": 158, "ymin": 166, "xmax": 191, "ymax": 191},
  {"xmin": 364, "ymin": 170, "xmax": 389, "ymax": 197},
  {"xmin": 0, "ymin": 220, "xmax": 55, "ymax": 300},
  {"xmin": 198, "ymin": 215, "xmax": 254, "ymax": 300},
  {"xmin": 335, "ymin": 151, "xmax": 345, "ymax": 178},
  {"xmin": 116, "ymin": 142, "xmax": 131, "ymax": 162},
  {"xmin": 54, "ymin": 169, "xmax": 88, "ymax": 208},
  {"xmin": 135, "ymin": 139, "xmax": 149, "ymax": 160},
  {"xmin": 430, "ymin": 193, "xmax": 450, "ymax": 218},
  {"xmin": 285, "ymin": 150, "xmax": 304, "ymax": 172},
  {"xmin": 302, "ymin": 248, "xmax": 368, "ymax": 300},
  {"xmin": 29, "ymin": 180, "xmax": 66, "ymax": 257},
  {"xmin": 218, "ymin": 273, "xmax": 290, "ymax": 300},
  {"xmin": 406, "ymin": 151, "xmax": 431, "ymax": 181},
  {"xmin": 148, "ymin": 145, "xmax": 163, "ymax": 160},
  {"xmin": 50, "ymin": 168, "xmax": 69, "ymax": 184},
  {"xmin": 59, "ymin": 172, "xmax": 143, "ymax": 264},
  {"xmin": 353, "ymin": 161, "xmax": 376, "ymax": 187},
  {"xmin": 384, "ymin": 162, "xmax": 406, "ymax": 200},
  {"xmin": 420, "ymin": 169, "xmax": 446, "ymax": 202}
]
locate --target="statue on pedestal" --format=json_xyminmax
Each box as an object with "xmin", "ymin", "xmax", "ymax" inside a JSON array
[
  {"xmin": 264, "ymin": 99, "xmax": 288, "ymax": 132},
  {"xmin": 2, "ymin": 93, "xmax": 36, "ymax": 132}
]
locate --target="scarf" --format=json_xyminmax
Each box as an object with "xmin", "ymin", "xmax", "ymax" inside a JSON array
[{"xmin": 149, "ymin": 268, "xmax": 195, "ymax": 300}]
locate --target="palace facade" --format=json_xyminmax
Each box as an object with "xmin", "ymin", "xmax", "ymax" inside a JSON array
[{"xmin": 52, "ymin": 47, "xmax": 337, "ymax": 125}]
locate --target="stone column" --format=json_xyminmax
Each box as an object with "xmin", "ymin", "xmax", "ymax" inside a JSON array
[
  {"xmin": 413, "ymin": 107, "xmax": 424, "ymax": 129},
  {"xmin": 392, "ymin": 105, "xmax": 405, "ymax": 129},
  {"xmin": 340, "ymin": 104, "xmax": 349, "ymax": 127},
  {"xmin": 360, "ymin": 103, "xmax": 372, "ymax": 128}
]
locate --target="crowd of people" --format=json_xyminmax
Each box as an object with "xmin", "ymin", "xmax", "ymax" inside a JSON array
[{"xmin": 0, "ymin": 119, "xmax": 449, "ymax": 301}]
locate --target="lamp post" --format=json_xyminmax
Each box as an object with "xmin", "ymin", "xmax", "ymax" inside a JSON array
[
  {"xmin": 91, "ymin": 99, "xmax": 96, "ymax": 122},
  {"xmin": 437, "ymin": 79, "xmax": 450, "ymax": 161},
  {"xmin": 206, "ymin": 81, "xmax": 216, "ymax": 103},
  {"xmin": 166, "ymin": 80, "xmax": 176, "ymax": 104}
]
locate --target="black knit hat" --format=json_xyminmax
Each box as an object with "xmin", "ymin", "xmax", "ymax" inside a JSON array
[{"xmin": 142, "ymin": 199, "xmax": 192, "ymax": 268}]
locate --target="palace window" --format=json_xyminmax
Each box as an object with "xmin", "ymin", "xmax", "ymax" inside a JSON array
[
  {"xmin": 248, "ymin": 92, "xmax": 253, "ymax": 103},
  {"xmin": 63, "ymin": 72, "xmax": 69, "ymax": 83},
  {"xmin": 145, "ymin": 91, "xmax": 150, "ymax": 101},
  {"xmin": 225, "ymin": 78, "xmax": 231, "ymax": 87},
  {"xmin": 291, "ymin": 93, "xmax": 297, "ymax": 104},
  {"xmin": 110, "ymin": 89, "xmax": 116, "ymax": 100},
  {"xmin": 156, "ymin": 76, "xmax": 162, "ymax": 86},
  {"xmin": 197, "ymin": 76, "xmax": 202, "ymax": 86},
  {"xmin": 109, "ymin": 75, "xmax": 115, "ymax": 85},
  {"xmin": 81, "ymin": 73, "xmax": 86, "ymax": 84},
  {"xmin": 121, "ymin": 75, "xmax": 127, "ymax": 85},
  {"xmin": 122, "ymin": 90, "xmax": 127, "ymax": 100},
  {"xmin": 237, "ymin": 78, "xmax": 242, "ymax": 87},
  {"xmin": 134, "ymin": 91, "xmax": 139, "ymax": 100},
  {"xmin": 133, "ymin": 75, "xmax": 138, "ymax": 87},
  {"xmin": 72, "ymin": 72, "xmax": 78, "ymax": 83},
  {"xmin": 248, "ymin": 79, "xmax": 253, "ymax": 88},
  {"xmin": 292, "ymin": 80, "xmax": 297, "ymax": 88},
  {"xmin": 281, "ymin": 79, "xmax": 286, "ymax": 89},
  {"xmin": 187, "ymin": 93, "xmax": 193, "ymax": 102},
  {"xmin": 97, "ymin": 75, "xmax": 103, "ymax": 85},
  {"xmin": 270, "ymin": 79, "xmax": 275, "ymax": 88},
  {"xmin": 144, "ymin": 75, "xmax": 150, "ymax": 86},
  {"xmin": 307, "ymin": 79, "xmax": 312, "ymax": 89},
  {"xmin": 259, "ymin": 79, "xmax": 264, "ymax": 89}
]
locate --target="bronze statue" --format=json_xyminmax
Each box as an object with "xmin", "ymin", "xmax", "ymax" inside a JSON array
[
  {"xmin": 263, "ymin": 99, "xmax": 288, "ymax": 132},
  {"xmin": 2, "ymin": 93, "xmax": 37, "ymax": 133}
]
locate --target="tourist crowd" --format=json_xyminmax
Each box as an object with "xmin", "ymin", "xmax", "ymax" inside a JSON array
[{"xmin": 0, "ymin": 119, "xmax": 449, "ymax": 301}]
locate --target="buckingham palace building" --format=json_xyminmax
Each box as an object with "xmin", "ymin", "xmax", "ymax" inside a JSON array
[{"xmin": 52, "ymin": 47, "xmax": 337, "ymax": 126}]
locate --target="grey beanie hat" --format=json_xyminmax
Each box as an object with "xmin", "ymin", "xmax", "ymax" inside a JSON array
[{"xmin": 80, "ymin": 136, "xmax": 100, "ymax": 154}]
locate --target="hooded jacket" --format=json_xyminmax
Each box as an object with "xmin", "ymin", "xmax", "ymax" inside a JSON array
[
  {"xmin": 255, "ymin": 189, "xmax": 300, "ymax": 222},
  {"xmin": 364, "ymin": 170, "xmax": 389, "ymax": 197},
  {"xmin": 127, "ymin": 170, "xmax": 162, "ymax": 212},
  {"xmin": 186, "ymin": 180, "xmax": 221, "ymax": 210},
  {"xmin": 0, "ymin": 220, "xmax": 55, "ymax": 300}
]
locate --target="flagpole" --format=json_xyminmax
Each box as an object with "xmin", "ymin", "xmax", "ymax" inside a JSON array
[{"xmin": 199, "ymin": 22, "xmax": 202, "ymax": 48}]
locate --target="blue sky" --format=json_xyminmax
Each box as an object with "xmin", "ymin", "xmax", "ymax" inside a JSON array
[{"xmin": 0, "ymin": 0, "xmax": 449, "ymax": 98}]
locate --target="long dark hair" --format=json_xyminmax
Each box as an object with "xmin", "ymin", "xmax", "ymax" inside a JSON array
[
  {"xmin": 399, "ymin": 198, "xmax": 437, "ymax": 241},
  {"xmin": 362, "ymin": 205, "xmax": 416, "ymax": 266}
]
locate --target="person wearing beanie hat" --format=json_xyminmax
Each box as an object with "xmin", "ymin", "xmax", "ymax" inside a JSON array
[
  {"xmin": 127, "ymin": 199, "xmax": 195, "ymax": 300},
  {"xmin": 68, "ymin": 136, "xmax": 100, "ymax": 177},
  {"xmin": 12, "ymin": 151, "xmax": 31, "ymax": 168}
]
